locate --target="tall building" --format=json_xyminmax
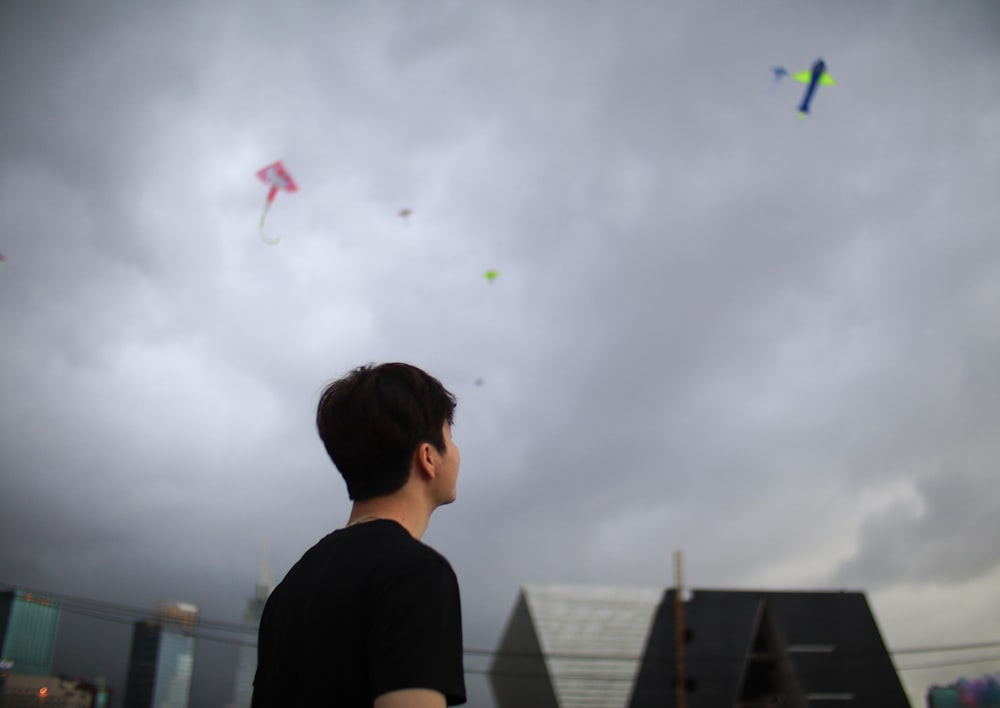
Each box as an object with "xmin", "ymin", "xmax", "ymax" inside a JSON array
[
  {"xmin": 123, "ymin": 602, "xmax": 198, "ymax": 708},
  {"xmin": 0, "ymin": 590, "xmax": 61, "ymax": 676},
  {"xmin": 490, "ymin": 585, "xmax": 911, "ymax": 708},
  {"xmin": 228, "ymin": 557, "xmax": 272, "ymax": 708}
]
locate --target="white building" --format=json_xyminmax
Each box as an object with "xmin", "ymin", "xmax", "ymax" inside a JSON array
[{"xmin": 489, "ymin": 585, "xmax": 662, "ymax": 708}]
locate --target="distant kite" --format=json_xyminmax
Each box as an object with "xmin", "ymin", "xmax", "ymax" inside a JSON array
[
  {"xmin": 771, "ymin": 66, "xmax": 788, "ymax": 89},
  {"xmin": 483, "ymin": 270, "xmax": 499, "ymax": 283},
  {"xmin": 792, "ymin": 58, "xmax": 835, "ymax": 116},
  {"xmin": 255, "ymin": 161, "xmax": 298, "ymax": 245},
  {"xmin": 398, "ymin": 208, "xmax": 413, "ymax": 225}
]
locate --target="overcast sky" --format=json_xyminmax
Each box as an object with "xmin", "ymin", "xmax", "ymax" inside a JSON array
[{"xmin": 1, "ymin": 1, "xmax": 999, "ymax": 706}]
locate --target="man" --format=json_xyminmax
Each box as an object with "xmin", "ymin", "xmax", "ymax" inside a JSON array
[{"xmin": 252, "ymin": 363, "xmax": 466, "ymax": 707}]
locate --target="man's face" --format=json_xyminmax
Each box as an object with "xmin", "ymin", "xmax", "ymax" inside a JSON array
[{"xmin": 436, "ymin": 422, "xmax": 461, "ymax": 505}]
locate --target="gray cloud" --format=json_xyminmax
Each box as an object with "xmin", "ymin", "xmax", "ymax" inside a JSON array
[{"xmin": 2, "ymin": 0, "xmax": 999, "ymax": 705}]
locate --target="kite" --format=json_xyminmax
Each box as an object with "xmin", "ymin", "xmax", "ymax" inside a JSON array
[
  {"xmin": 792, "ymin": 58, "xmax": 835, "ymax": 116},
  {"xmin": 255, "ymin": 161, "xmax": 298, "ymax": 245},
  {"xmin": 398, "ymin": 208, "xmax": 413, "ymax": 225},
  {"xmin": 771, "ymin": 66, "xmax": 788, "ymax": 89},
  {"xmin": 483, "ymin": 270, "xmax": 499, "ymax": 283}
]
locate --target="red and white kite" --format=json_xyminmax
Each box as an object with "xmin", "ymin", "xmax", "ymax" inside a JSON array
[{"xmin": 256, "ymin": 161, "xmax": 298, "ymax": 245}]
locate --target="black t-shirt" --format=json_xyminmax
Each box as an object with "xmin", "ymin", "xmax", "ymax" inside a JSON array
[{"xmin": 252, "ymin": 519, "xmax": 466, "ymax": 706}]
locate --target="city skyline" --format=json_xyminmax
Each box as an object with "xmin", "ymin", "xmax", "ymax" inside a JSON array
[{"xmin": 4, "ymin": 578, "xmax": 1000, "ymax": 707}]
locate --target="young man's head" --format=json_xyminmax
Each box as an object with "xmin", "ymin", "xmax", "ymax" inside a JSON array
[{"xmin": 316, "ymin": 363, "xmax": 457, "ymax": 501}]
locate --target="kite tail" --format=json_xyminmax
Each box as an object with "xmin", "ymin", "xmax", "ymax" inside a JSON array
[{"xmin": 259, "ymin": 202, "xmax": 281, "ymax": 246}]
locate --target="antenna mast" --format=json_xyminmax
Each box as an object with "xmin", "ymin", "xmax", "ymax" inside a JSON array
[
  {"xmin": 259, "ymin": 541, "xmax": 272, "ymax": 589},
  {"xmin": 674, "ymin": 550, "xmax": 686, "ymax": 708}
]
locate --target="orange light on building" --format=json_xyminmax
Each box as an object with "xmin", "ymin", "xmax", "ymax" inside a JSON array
[{"xmin": 39, "ymin": 686, "xmax": 48, "ymax": 696}]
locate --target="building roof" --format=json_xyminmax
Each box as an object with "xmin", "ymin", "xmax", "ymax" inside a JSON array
[
  {"xmin": 490, "ymin": 585, "xmax": 662, "ymax": 708},
  {"xmin": 629, "ymin": 589, "xmax": 911, "ymax": 708},
  {"xmin": 490, "ymin": 585, "xmax": 911, "ymax": 708}
]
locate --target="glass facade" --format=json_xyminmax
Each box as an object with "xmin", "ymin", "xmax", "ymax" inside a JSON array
[
  {"xmin": 152, "ymin": 631, "xmax": 195, "ymax": 707},
  {"xmin": 0, "ymin": 591, "xmax": 61, "ymax": 676},
  {"xmin": 230, "ymin": 643, "xmax": 257, "ymax": 708},
  {"xmin": 124, "ymin": 603, "xmax": 198, "ymax": 708}
]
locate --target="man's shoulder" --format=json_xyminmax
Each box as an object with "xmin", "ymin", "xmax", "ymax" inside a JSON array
[
  {"xmin": 368, "ymin": 521, "xmax": 455, "ymax": 572},
  {"xmin": 270, "ymin": 521, "xmax": 457, "ymax": 603},
  {"xmin": 299, "ymin": 520, "xmax": 454, "ymax": 572}
]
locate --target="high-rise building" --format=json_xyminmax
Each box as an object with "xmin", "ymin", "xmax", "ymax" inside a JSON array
[
  {"xmin": 0, "ymin": 590, "xmax": 61, "ymax": 676},
  {"xmin": 123, "ymin": 602, "xmax": 198, "ymax": 708},
  {"xmin": 228, "ymin": 557, "xmax": 272, "ymax": 708}
]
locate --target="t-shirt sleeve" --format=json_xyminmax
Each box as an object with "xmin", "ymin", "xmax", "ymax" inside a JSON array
[{"xmin": 367, "ymin": 555, "xmax": 466, "ymax": 705}]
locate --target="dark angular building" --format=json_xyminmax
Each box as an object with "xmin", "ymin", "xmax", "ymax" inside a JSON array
[{"xmin": 628, "ymin": 589, "xmax": 911, "ymax": 708}]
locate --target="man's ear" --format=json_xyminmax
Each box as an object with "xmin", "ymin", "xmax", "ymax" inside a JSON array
[{"xmin": 414, "ymin": 441, "xmax": 437, "ymax": 480}]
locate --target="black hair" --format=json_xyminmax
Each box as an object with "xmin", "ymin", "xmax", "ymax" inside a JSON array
[{"xmin": 316, "ymin": 363, "xmax": 457, "ymax": 501}]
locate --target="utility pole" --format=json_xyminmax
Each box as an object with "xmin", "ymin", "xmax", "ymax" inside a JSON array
[{"xmin": 674, "ymin": 550, "xmax": 686, "ymax": 708}]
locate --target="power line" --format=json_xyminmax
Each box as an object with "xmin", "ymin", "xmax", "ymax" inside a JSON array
[
  {"xmin": 6, "ymin": 581, "xmax": 1000, "ymax": 670},
  {"xmin": 894, "ymin": 641, "xmax": 1000, "ymax": 655},
  {"xmin": 477, "ymin": 653, "xmax": 1000, "ymax": 683},
  {"xmin": 1, "ymin": 582, "xmax": 256, "ymax": 635},
  {"xmin": 466, "ymin": 641, "xmax": 1000, "ymax": 663},
  {"xmin": 897, "ymin": 654, "xmax": 1000, "ymax": 672}
]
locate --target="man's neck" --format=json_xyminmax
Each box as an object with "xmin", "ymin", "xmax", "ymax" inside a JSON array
[{"xmin": 347, "ymin": 495, "xmax": 431, "ymax": 540}]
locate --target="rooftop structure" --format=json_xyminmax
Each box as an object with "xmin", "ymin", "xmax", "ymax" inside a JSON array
[
  {"xmin": 490, "ymin": 585, "xmax": 911, "ymax": 708},
  {"xmin": 490, "ymin": 585, "xmax": 662, "ymax": 707}
]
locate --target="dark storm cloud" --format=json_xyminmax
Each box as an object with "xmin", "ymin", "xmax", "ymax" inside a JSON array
[{"xmin": 2, "ymin": 1, "xmax": 999, "ymax": 706}]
